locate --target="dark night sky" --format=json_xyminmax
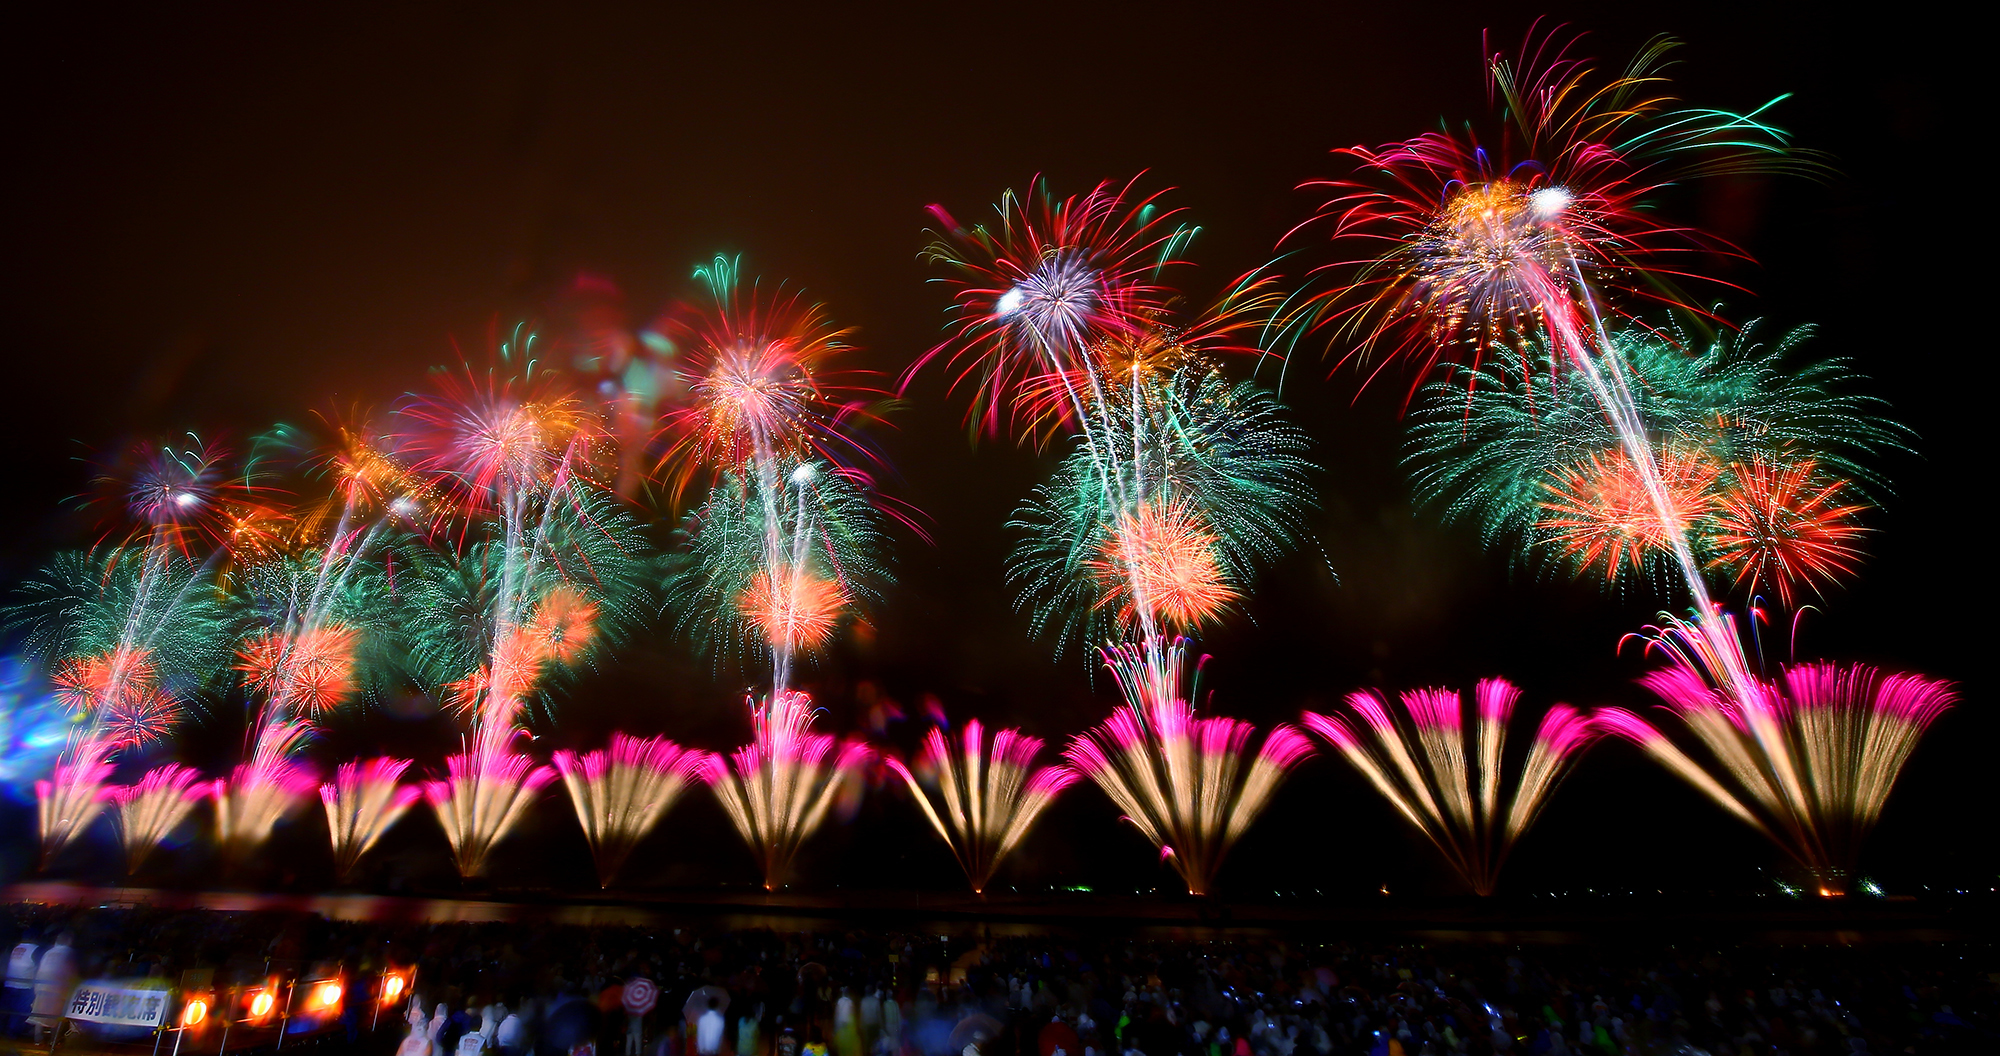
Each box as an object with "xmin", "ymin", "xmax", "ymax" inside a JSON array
[{"xmin": 0, "ymin": 3, "xmax": 1985, "ymax": 898}]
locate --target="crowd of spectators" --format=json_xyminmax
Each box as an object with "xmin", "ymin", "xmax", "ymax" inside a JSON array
[{"xmin": 0, "ymin": 903, "xmax": 1990, "ymax": 1056}]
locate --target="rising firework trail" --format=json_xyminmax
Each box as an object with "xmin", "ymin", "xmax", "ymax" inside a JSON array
[
  {"xmin": 395, "ymin": 335, "xmax": 651, "ymax": 873},
  {"xmin": 699, "ymin": 691, "xmax": 872, "ymax": 890},
  {"xmin": 1597, "ymin": 615, "xmax": 1952, "ymax": 895},
  {"xmin": 225, "ymin": 417, "xmax": 432, "ymax": 856},
  {"xmin": 553, "ymin": 733, "xmax": 701, "ymax": 887},
  {"xmin": 1403, "ymin": 323, "xmax": 1901, "ymax": 605},
  {"xmin": 1302, "ymin": 679, "xmax": 1596, "ymax": 895},
  {"xmin": 656, "ymin": 258, "xmax": 894, "ymax": 696},
  {"xmin": 110, "ymin": 763, "xmax": 209, "ymax": 875},
  {"xmin": 12, "ymin": 438, "xmax": 241, "ymax": 863},
  {"xmin": 1289, "ymin": 27, "xmax": 1818, "ymax": 705},
  {"xmin": 321, "ymin": 757, "xmax": 422, "ymax": 881},
  {"xmin": 884, "ymin": 719, "xmax": 1079, "ymax": 894},
  {"xmin": 1063, "ymin": 639, "xmax": 1313, "ymax": 896}
]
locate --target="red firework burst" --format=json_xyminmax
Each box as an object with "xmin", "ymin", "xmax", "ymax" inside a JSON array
[
  {"xmin": 1285, "ymin": 26, "xmax": 1804, "ymax": 392},
  {"xmin": 1538, "ymin": 448, "xmax": 1721, "ymax": 584},
  {"xmin": 525, "ymin": 586, "xmax": 599, "ymax": 666},
  {"xmin": 1706, "ymin": 456, "xmax": 1870, "ymax": 608},
  {"xmin": 652, "ymin": 258, "xmax": 882, "ymax": 499},
  {"xmin": 235, "ymin": 625, "xmax": 361, "ymax": 717},
  {"xmin": 51, "ymin": 646, "xmax": 158, "ymax": 714},
  {"xmin": 913, "ymin": 176, "xmax": 1194, "ymax": 439}
]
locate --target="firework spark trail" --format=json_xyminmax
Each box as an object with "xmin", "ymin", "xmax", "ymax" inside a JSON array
[
  {"xmin": 110, "ymin": 763, "xmax": 209, "ymax": 875},
  {"xmin": 33, "ymin": 741, "xmax": 114, "ymax": 867},
  {"xmin": 698, "ymin": 691, "xmax": 872, "ymax": 890},
  {"xmin": 656, "ymin": 258, "xmax": 889, "ymax": 695},
  {"xmin": 214, "ymin": 747, "xmax": 319, "ymax": 859},
  {"xmin": 320, "ymin": 757, "xmax": 422, "ymax": 881},
  {"xmin": 396, "ymin": 341, "xmax": 652, "ymax": 870},
  {"xmin": 552, "ymin": 733, "xmax": 700, "ymax": 887},
  {"xmin": 423, "ymin": 750, "xmax": 557, "ymax": 878},
  {"xmin": 397, "ymin": 356, "xmax": 611, "ymax": 759},
  {"xmin": 230, "ymin": 419, "xmax": 431, "ymax": 813},
  {"xmin": 884, "ymin": 719, "xmax": 1079, "ymax": 894},
  {"xmin": 1597, "ymin": 619, "xmax": 1953, "ymax": 893},
  {"xmin": 1406, "ymin": 323, "xmax": 1898, "ymax": 603},
  {"xmin": 1063, "ymin": 639, "xmax": 1312, "ymax": 896},
  {"xmin": 1303, "ymin": 680, "xmax": 1596, "ymax": 895},
  {"xmin": 16, "ymin": 439, "xmax": 244, "ymax": 859},
  {"xmin": 1292, "ymin": 29, "xmax": 1820, "ymax": 709}
]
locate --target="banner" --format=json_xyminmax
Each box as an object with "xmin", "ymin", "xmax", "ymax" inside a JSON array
[{"xmin": 65, "ymin": 981, "xmax": 171, "ymax": 1029}]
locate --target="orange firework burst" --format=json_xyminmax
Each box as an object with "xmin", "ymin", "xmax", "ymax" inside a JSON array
[
  {"xmin": 1538, "ymin": 448, "xmax": 1721, "ymax": 584},
  {"xmin": 1087, "ymin": 501, "xmax": 1237, "ymax": 632},
  {"xmin": 1707, "ymin": 456, "xmax": 1870, "ymax": 608},
  {"xmin": 235, "ymin": 625, "xmax": 361, "ymax": 717},
  {"xmin": 525, "ymin": 586, "xmax": 599, "ymax": 665},
  {"xmin": 738, "ymin": 568, "xmax": 848, "ymax": 653}
]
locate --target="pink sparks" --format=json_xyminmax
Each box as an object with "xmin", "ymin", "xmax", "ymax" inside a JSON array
[
  {"xmin": 1591, "ymin": 708, "xmax": 1672, "ymax": 747},
  {"xmin": 1299, "ymin": 711, "xmax": 1364, "ymax": 752},
  {"xmin": 1026, "ymin": 764, "xmax": 1081, "ymax": 798},
  {"xmin": 1256, "ymin": 726, "xmax": 1317, "ymax": 770},
  {"xmin": 1532, "ymin": 705, "xmax": 1597, "ymax": 759},
  {"xmin": 1402, "ymin": 688, "xmax": 1463, "ymax": 732},
  {"xmin": 1476, "ymin": 679, "xmax": 1521, "ymax": 726}
]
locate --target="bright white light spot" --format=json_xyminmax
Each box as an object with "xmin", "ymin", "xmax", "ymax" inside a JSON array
[
  {"xmin": 1531, "ymin": 186, "xmax": 1572, "ymax": 218},
  {"xmin": 790, "ymin": 463, "xmax": 818, "ymax": 484},
  {"xmin": 995, "ymin": 287, "xmax": 1027, "ymax": 317},
  {"xmin": 173, "ymin": 491, "xmax": 200, "ymax": 507},
  {"xmin": 389, "ymin": 497, "xmax": 419, "ymax": 517}
]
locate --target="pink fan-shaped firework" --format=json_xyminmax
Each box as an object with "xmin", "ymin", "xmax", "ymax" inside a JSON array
[
  {"xmin": 698, "ymin": 691, "xmax": 873, "ymax": 891},
  {"xmin": 884, "ymin": 718, "xmax": 1079, "ymax": 894},
  {"xmin": 552, "ymin": 733, "xmax": 701, "ymax": 887},
  {"xmin": 1064, "ymin": 639, "xmax": 1312, "ymax": 896},
  {"xmin": 1303, "ymin": 678, "xmax": 1597, "ymax": 895},
  {"xmin": 214, "ymin": 753, "xmax": 319, "ymax": 859},
  {"xmin": 321, "ymin": 758, "xmax": 422, "ymax": 881},
  {"xmin": 1598, "ymin": 618, "xmax": 1952, "ymax": 894},
  {"xmin": 34, "ymin": 739, "xmax": 116, "ymax": 867},
  {"xmin": 423, "ymin": 750, "xmax": 557, "ymax": 879},
  {"xmin": 110, "ymin": 763, "xmax": 211, "ymax": 875}
]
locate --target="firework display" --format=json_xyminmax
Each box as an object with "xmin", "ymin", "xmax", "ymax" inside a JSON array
[
  {"xmin": 1064, "ymin": 640, "xmax": 1314, "ymax": 896},
  {"xmin": 1597, "ymin": 617, "xmax": 1953, "ymax": 894},
  {"xmin": 320, "ymin": 757, "xmax": 422, "ymax": 881},
  {"xmin": 1289, "ymin": 28, "xmax": 1826, "ymax": 716},
  {"xmin": 659, "ymin": 258, "xmax": 893, "ymax": 695},
  {"xmin": 552, "ymin": 733, "xmax": 700, "ymax": 887},
  {"xmin": 699, "ymin": 692, "xmax": 872, "ymax": 890},
  {"xmin": 1303, "ymin": 680, "xmax": 1596, "ymax": 895},
  {"xmin": 885, "ymin": 719, "xmax": 1079, "ymax": 893},
  {"xmin": 110, "ymin": 763, "xmax": 209, "ymax": 875},
  {"xmin": 1404, "ymin": 325, "xmax": 1901, "ymax": 603},
  {"xmin": 0, "ymin": 25, "xmax": 1958, "ymax": 902}
]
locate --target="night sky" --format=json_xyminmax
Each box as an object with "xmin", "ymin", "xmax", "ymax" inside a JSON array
[{"xmin": 0, "ymin": 3, "xmax": 1984, "ymax": 899}]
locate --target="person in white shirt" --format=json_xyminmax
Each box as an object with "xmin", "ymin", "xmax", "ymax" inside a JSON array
[
  {"xmin": 29, "ymin": 932, "xmax": 76, "ymax": 1043},
  {"xmin": 696, "ymin": 998, "xmax": 725, "ymax": 1056},
  {"xmin": 5, "ymin": 937, "xmax": 38, "ymax": 1035}
]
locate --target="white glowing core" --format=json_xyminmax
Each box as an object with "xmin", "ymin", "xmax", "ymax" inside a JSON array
[{"xmin": 1530, "ymin": 186, "xmax": 1572, "ymax": 218}]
